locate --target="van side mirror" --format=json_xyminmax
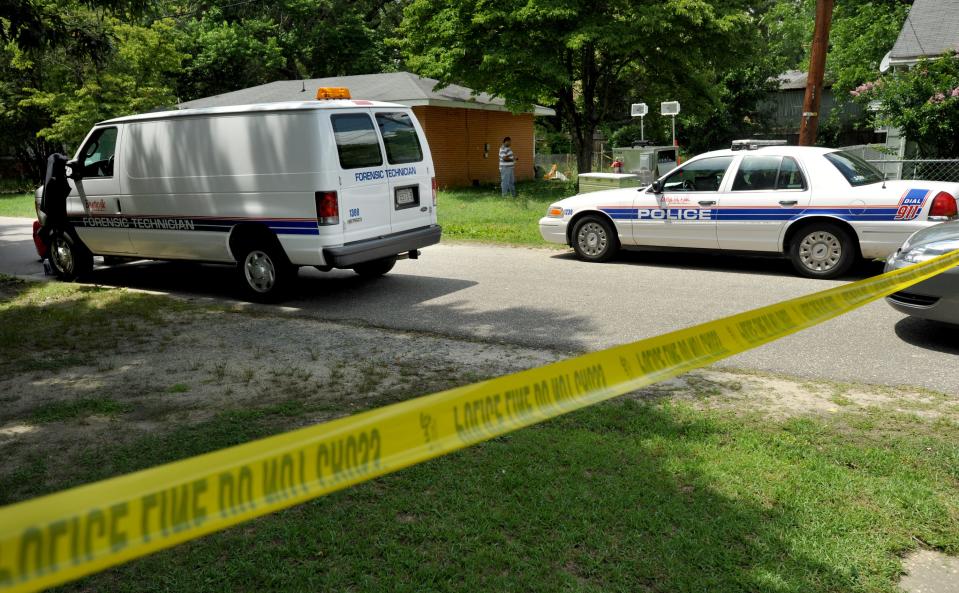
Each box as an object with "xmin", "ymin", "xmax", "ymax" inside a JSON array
[
  {"xmin": 65, "ymin": 159, "xmax": 82, "ymax": 181},
  {"xmin": 650, "ymin": 180, "xmax": 664, "ymax": 194}
]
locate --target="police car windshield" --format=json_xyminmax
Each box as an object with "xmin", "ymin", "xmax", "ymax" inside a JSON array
[{"xmin": 824, "ymin": 151, "xmax": 884, "ymax": 187}]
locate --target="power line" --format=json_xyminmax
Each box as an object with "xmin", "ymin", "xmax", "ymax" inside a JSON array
[{"xmin": 904, "ymin": 7, "xmax": 926, "ymax": 57}]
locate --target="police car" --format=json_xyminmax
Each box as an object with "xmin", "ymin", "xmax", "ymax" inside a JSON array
[
  {"xmin": 539, "ymin": 140, "xmax": 959, "ymax": 278},
  {"xmin": 34, "ymin": 87, "xmax": 441, "ymax": 301}
]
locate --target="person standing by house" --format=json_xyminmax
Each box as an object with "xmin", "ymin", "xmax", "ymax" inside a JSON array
[{"xmin": 499, "ymin": 136, "xmax": 518, "ymax": 197}]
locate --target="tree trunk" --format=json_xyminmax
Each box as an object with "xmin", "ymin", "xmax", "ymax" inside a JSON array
[{"xmin": 573, "ymin": 127, "xmax": 595, "ymax": 174}]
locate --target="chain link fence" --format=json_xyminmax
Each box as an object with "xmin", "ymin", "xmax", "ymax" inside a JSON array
[
  {"xmin": 534, "ymin": 149, "xmax": 618, "ymax": 181},
  {"xmin": 839, "ymin": 144, "xmax": 959, "ymax": 182}
]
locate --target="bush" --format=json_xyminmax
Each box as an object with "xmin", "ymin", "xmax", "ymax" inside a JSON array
[{"xmin": 853, "ymin": 52, "xmax": 959, "ymax": 157}]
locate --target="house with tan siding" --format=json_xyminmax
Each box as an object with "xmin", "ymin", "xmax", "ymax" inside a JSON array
[{"xmin": 179, "ymin": 72, "xmax": 555, "ymax": 188}]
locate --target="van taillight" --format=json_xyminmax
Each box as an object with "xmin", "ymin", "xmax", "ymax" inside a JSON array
[
  {"xmin": 929, "ymin": 192, "xmax": 958, "ymax": 219},
  {"xmin": 315, "ymin": 191, "xmax": 339, "ymax": 225},
  {"xmin": 431, "ymin": 177, "xmax": 437, "ymax": 206}
]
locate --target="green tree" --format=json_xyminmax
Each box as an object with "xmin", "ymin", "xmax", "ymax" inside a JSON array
[
  {"xmin": 18, "ymin": 14, "xmax": 184, "ymax": 148},
  {"xmin": 853, "ymin": 52, "xmax": 959, "ymax": 157},
  {"xmin": 396, "ymin": 0, "xmax": 756, "ymax": 172}
]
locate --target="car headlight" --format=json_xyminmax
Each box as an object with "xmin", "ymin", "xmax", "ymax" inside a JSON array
[
  {"xmin": 546, "ymin": 205, "xmax": 564, "ymax": 218},
  {"xmin": 899, "ymin": 240, "xmax": 959, "ymax": 264}
]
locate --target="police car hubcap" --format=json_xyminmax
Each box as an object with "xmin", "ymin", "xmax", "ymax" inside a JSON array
[
  {"xmin": 578, "ymin": 223, "xmax": 607, "ymax": 256},
  {"xmin": 799, "ymin": 231, "xmax": 841, "ymax": 272},
  {"xmin": 244, "ymin": 251, "xmax": 275, "ymax": 292}
]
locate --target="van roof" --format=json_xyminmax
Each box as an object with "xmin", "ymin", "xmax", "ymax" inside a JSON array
[{"xmin": 98, "ymin": 99, "xmax": 410, "ymax": 125}]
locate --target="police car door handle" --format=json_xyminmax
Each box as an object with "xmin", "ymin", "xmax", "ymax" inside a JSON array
[
  {"xmin": 779, "ymin": 200, "xmax": 798, "ymax": 206},
  {"xmin": 698, "ymin": 200, "xmax": 716, "ymax": 206}
]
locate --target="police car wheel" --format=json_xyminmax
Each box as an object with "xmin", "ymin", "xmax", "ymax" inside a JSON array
[
  {"xmin": 49, "ymin": 229, "xmax": 93, "ymax": 281},
  {"xmin": 236, "ymin": 244, "xmax": 295, "ymax": 302},
  {"xmin": 572, "ymin": 216, "xmax": 618, "ymax": 263},
  {"xmin": 353, "ymin": 256, "xmax": 396, "ymax": 278},
  {"xmin": 789, "ymin": 223, "xmax": 856, "ymax": 279}
]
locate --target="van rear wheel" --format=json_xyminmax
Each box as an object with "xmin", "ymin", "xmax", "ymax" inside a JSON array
[
  {"xmin": 353, "ymin": 256, "xmax": 397, "ymax": 278},
  {"xmin": 235, "ymin": 242, "xmax": 296, "ymax": 302},
  {"xmin": 49, "ymin": 229, "xmax": 93, "ymax": 281}
]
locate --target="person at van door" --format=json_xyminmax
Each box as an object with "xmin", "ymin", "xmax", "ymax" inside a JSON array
[{"xmin": 499, "ymin": 137, "xmax": 518, "ymax": 197}]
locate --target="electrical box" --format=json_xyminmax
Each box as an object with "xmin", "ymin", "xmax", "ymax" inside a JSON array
[
  {"xmin": 577, "ymin": 173, "xmax": 642, "ymax": 194},
  {"xmin": 612, "ymin": 146, "xmax": 679, "ymax": 185}
]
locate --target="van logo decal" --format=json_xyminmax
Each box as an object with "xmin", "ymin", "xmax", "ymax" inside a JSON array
[
  {"xmin": 70, "ymin": 215, "xmax": 321, "ymax": 236},
  {"xmin": 354, "ymin": 166, "xmax": 418, "ymax": 183}
]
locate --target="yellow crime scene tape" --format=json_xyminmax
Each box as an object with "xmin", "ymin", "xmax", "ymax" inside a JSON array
[{"xmin": 1, "ymin": 249, "xmax": 957, "ymax": 592}]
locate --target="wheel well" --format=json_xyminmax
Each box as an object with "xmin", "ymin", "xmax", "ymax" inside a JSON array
[
  {"xmin": 782, "ymin": 216, "xmax": 860, "ymax": 256},
  {"xmin": 228, "ymin": 223, "xmax": 283, "ymax": 262},
  {"xmin": 566, "ymin": 210, "xmax": 618, "ymax": 245}
]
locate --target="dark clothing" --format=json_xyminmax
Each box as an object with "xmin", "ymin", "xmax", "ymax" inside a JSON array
[{"xmin": 41, "ymin": 153, "xmax": 71, "ymax": 227}]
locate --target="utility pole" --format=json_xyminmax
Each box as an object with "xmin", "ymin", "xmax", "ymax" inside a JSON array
[{"xmin": 798, "ymin": 0, "xmax": 835, "ymax": 146}]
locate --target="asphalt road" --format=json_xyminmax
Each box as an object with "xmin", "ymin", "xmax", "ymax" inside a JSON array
[{"xmin": 2, "ymin": 216, "xmax": 956, "ymax": 393}]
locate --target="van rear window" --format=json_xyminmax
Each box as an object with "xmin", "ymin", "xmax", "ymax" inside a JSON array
[
  {"xmin": 376, "ymin": 112, "xmax": 423, "ymax": 165},
  {"xmin": 331, "ymin": 114, "xmax": 383, "ymax": 169}
]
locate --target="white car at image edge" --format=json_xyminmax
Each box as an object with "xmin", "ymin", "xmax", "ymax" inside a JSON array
[{"xmin": 539, "ymin": 142, "xmax": 959, "ymax": 278}]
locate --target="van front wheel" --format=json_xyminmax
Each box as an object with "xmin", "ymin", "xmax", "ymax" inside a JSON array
[
  {"xmin": 235, "ymin": 243, "xmax": 296, "ymax": 302},
  {"xmin": 49, "ymin": 229, "xmax": 93, "ymax": 281},
  {"xmin": 353, "ymin": 256, "xmax": 396, "ymax": 278}
]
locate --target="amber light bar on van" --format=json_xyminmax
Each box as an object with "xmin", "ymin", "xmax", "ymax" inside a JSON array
[
  {"xmin": 315, "ymin": 191, "xmax": 340, "ymax": 225},
  {"xmin": 315, "ymin": 87, "xmax": 351, "ymax": 100}
]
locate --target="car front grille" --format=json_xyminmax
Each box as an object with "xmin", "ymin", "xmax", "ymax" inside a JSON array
[{"xmin": 889, "ymin": 291, "xmax": 940, "ymax": 308}]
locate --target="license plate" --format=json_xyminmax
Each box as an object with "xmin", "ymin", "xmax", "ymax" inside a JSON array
[{"xmin": 396, "ymin": 188, "xmax": 415, "ymax": 205}]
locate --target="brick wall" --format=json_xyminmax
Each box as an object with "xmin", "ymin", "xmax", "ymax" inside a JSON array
[{"xmin": 412, "ymin": 106, "xmax": 535, "ymax": 188}]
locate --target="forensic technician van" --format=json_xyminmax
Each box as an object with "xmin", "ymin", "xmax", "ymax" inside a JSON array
[{"xmin": 33, "ymin": 87, "xmax": 442, "ymax": 301}]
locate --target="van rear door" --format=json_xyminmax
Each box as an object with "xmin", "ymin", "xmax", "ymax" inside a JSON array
[
  {"xmin": 374, "ymin": 111, "xmax": 434, "ymax": 234},
  {"xmin": 329, "ymin": 111, "xmax": 391, "ymax": 243}
]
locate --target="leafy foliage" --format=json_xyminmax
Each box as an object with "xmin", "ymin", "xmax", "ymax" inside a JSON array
[
  {"xmin": 1, "ymin": 0, "xmax": 404, "ymax": 182},
  {"xmin": 854, "ymin": 53, "xmax": 959, "ymax": 157}
]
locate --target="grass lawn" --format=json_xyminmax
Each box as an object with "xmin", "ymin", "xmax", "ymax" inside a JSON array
[
  {"xmin": 438, "ymin": 181, "xmax": 575, "ymax": 247},
  {"xmin": 1, "ymin": 279, "xmax": 958, "ymax": 592},
  {"xmin": 0, "ymin": 193, "xmax": 35, "ymax": 218}
]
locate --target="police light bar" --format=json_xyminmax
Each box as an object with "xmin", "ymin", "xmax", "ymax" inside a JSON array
[
  {"xmin": 731, "ymin": 139, "xmax": 788, "ymax": 151},
  {"xmin": 316, "ymin": 87, "xmax": 351, "ymax": 100}
]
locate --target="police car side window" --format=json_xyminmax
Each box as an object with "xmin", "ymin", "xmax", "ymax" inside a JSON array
[
  {"xmin": 661, "ymin": 156, "xmax": 734, "ymax": 192},
  {"xmin": 375, "ymin": 112, "xmax": 423, "ymax": 164},
  {"xmin": 732, "ymin": 156, "xmax": 780, "ymax": 191},
  {"xmin": 777, "ymin": 157, "xmax": 806, "ymax": 190},
  {"xmin": 331, "ymin": 114, "xmax": 384, "ymax": 169},
  {"xmin": 80, "ymin": 127, "xmax": 118, "ymax": 178}
]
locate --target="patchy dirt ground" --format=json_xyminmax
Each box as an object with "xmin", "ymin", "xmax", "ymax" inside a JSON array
[{"xmin": 3, "ymin": 297, "xmax": 958, "ymax": 483}]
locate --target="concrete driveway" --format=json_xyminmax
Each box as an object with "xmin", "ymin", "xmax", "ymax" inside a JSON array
[{"xmin": 1, "ymin": 216, "xmax": 956, "ymax": 393}]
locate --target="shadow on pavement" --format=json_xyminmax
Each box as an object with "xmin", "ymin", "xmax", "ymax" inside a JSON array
[
  {"xmin": 894, "ymin": 316, "xmax": 959, "ymax": 355},
  {"xmin": 88, "ymin": 260, "xmax": 475, "ymax": 306},
  {"xmin": 84, "ymin": 261, "xmax": 597, "ymax": 350},
  {"xmin": 551, "ymin": 248, "xmax": 885, "ymax": 281}
]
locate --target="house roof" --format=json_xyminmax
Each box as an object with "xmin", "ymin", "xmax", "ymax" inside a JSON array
[
  {"xmin": 770, "ymin": 70, "xmax": 833, "ymax": 91},
  {"xmin": 178, "ymin": 71, "xmax": 556, "ymax": 116},
  {"xmin": 889, "ymin": 0, "xmax": 959, "ymax": 65}
]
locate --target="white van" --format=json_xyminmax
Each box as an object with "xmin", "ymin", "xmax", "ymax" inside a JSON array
[{"xmin": 35, "ymin": 89, "xmax": 442, "ymax": 301}]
